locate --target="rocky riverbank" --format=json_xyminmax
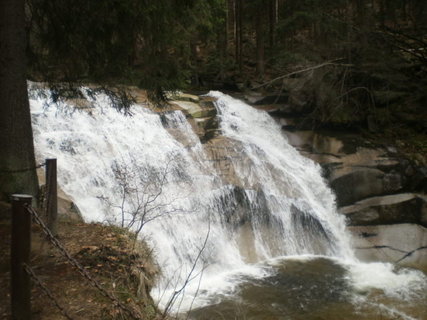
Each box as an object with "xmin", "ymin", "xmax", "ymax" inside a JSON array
[
  {"xmin": 242, "ymin": 91, "xmax": 427, "ymax": 272},
  {"xmin": 160, "ymin": 90, "xmax": 427, "ymax": 271}
]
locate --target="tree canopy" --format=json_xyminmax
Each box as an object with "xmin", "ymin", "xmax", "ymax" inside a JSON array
[{"xmin": 1, "ymin": 0, "xmax": 426, "ymax": 199}]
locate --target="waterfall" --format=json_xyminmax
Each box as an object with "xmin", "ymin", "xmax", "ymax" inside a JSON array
[
  {"xmin": 210, "ymin": 92, "xmax": 354, "ymax": 259},
  {"xmin": 30, "ymin": 86, "xmax": 425, "ymax": 317}
]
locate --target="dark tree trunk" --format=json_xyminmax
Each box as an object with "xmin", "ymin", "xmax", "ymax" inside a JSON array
[
  {"xmin": 379, "ymin": 0, "xmax": 385, "ymax": 26},
  {"xmin": 235, "ymin": 0, "xmax": 243, "ymax": 72},
  {"xmin": 227, "ymin": 0, "xmax": 235, "ymax": 45},
  {"xmin": 269, "ymin": 0, "xmax": 278, "ymax": 47},
  {"xmin": 255, "ymin": 4, "xmax": 265, "ymax": 76},
  {"xmin": 0, "ymin": 0, "xmax": 39, "ymax": 201},
  {"xmin": 217, "ymin": 21, "xmax": 228, "ymax": 81},
  {"xmin": 190, "ymin": 39, "xmax": 200, "ymax": 86}
]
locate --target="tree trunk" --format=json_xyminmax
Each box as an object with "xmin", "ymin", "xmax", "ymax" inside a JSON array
[
  {"xmin": 255, "ymin": 4, "xmax": 265, "ymax": 76},
  {"xmin": 235, "ymin": 0, "xmax": 243, "ymax": 72},
  {"xmin": 269, "ymin": 0, "xmax": 278, "ymax": 47},
  {"xmin": 0, "ymin": 0, "xmax": 39, "ymax": 201},
  {"xmin": 227, "ymin": 0, "xmax": 235, "ymax": 45},
  {"xmin": 190, "ymin": 39, "xmax": 200, "ymax": 86},
  {"xmin": 217, "ymin": 20, "xmax": 228, "ymax": 81}
]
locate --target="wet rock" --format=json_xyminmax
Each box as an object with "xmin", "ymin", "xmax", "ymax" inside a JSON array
[
  {"xmin": 204, "ymin": 137, "xmax": 246, "ymax": 187},
  {"xmin": 171, "ymin": 100, "xmax": 203, "ymax": 118},
  {"xmin": 281, "ymin": 128, "xmax": 424, "ymax": 208},
  {"xmin": 330, "ymin": 168, "xmax": 389, "ymax": 207},
  {"xmin": 191, "ymin": 108, "xmax": 217, "ymax": 119},
  {"xmin": 291, "ymin": 205, "xmax": 331, "ymax": 243},
  {"xmin": 201, "ymin": 128, "xmax": 220, "ymax": 143},
  {"xmin": 218, "ymin": 186, "xmax": 269, "ymax": 228},
  {"xmin": 340, "ymin": 193, "xmax": 427, "ymax": 227},
  {"xmin": 199, "ymin": 96, "xmax": 216, "ymax": 109},
  {"xmin": 349, "ymin": 224, "xmax": 427, "ymax": 271},
  {"xmin": 167, "ymin": 92, "xmax": 200, "ymax": 103},
  {"xmin": 169, "ymin": 95, "xmax": 219, "ymax": 142}
]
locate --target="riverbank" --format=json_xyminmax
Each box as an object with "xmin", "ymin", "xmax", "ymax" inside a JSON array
[
  {"xmin": 0, "ymin": 202, "xmax": 160, "ymax": 320},
  {"xmin": 239, "ymin": 90, "xmax": 427, "ymax": 271}
]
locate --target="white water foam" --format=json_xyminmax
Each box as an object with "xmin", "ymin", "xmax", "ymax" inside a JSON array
[
  {"xmin": 30, "ymin": 86, "xmax": 426, "ymax": 316},
  {"xmin": 346, "ymin": 261, "xmax": 426, "ymax": 299}
]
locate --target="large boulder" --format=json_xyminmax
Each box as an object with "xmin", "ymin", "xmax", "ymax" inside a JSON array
[
  {"xmin": 330, "ymin": 168, "xmax": 402, "ymax": 207},
  {"xmin": 280, "ymin": 127, "xmax": 426, "ymax": 209},
  {"xmin": 349, "ymin": 224, "xmax": 427, "ymax": 272},
  {"xmin": 340, "ymin": 193, "xmax": 427, "ymax": 227},
  {"xmin": 203, "ymin": 137, "xmax": 247, "ymax": 187},
  {"xmin": 167, "ymin": 92, "xmax": 200, "ymax": 103}
]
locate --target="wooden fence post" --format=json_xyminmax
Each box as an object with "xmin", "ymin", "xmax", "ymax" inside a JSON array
[
  {"xmin": 11, "ymin": 194, "xmax": 32, "ymax": 320},
  {"xmin": 45, "ymin": 158, "xmax": 57, "ymax": 235}
]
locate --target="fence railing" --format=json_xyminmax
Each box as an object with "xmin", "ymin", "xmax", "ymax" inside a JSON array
[
  {"xmin": 11, "ymin": 194, "xmax": 32, "ymax": 320},
  {"xmin": 10, "ymin": 159, "xmax": 142, "ymax": 320},
  {"xmin": 45, "ymin": 158, "xmax": 58, "ymax": 236}
]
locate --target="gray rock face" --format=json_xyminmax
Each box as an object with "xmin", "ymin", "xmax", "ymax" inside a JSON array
[
  {"xmin": 262, "ymin": 102, "xmax": 427, "ymax": 270},
  {"xmin": 331, "ymin": 168, "xmax": 390, "ymax": 207},
  {"xmin": 340, "ymin": 193, "xmax": 427, "ymax": 227},
  {"xmin": 280, "ymin": 127, "xmax": 425, "ymax": 208},
  {"xmin": 164, "ymin": 92, "xmax": 427, "ymax": 270},
  {"xmin": 349, "ymin": 224, "xmax": 427, "ymax": 272},
  {"xmin": 170, "ymin": 95, "xmax": 220, "ymax": 142},
  {"xmin": 203, "ymin": 137, "xmax": 248, "ymax": 188}
]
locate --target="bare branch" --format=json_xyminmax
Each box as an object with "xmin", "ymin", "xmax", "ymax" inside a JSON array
[
  {"xmin": 162, "ymin": 219, "xmax": 211, "ymax": 317},
  {"xmin": 251, "ymin": 59, "xmax": 352, "ymax": 89}
]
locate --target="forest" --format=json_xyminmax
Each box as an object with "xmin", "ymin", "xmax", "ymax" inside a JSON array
[{"xmin": 25, "ymin": 0, "xmax": 427, "ymax": 128}]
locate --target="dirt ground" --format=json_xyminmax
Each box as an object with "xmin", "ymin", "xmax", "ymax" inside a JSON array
[{"xmin": 0, "ymin": 203, "xmax": 159, "ymax": 320}]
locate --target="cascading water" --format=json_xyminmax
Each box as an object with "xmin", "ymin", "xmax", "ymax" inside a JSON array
[
  {"xmin": 30, "ymin": 86, "xmax": 426, "ymax": 319},
  {"xmin": 209, "ymin": 92, "xmax": 354, "ymax": 260}
]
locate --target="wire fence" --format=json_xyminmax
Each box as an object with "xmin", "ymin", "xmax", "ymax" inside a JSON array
[
  {"xmin": 9, "ymin": 159, "xmax": 143, "ymax": 320},
  {"xmin": 23, "ymin": 263, "xmax": 74, "ymax": 320},
  {"xmin": 24, "ymin": 204, "xmax": 143, "ymax": 320},
  {"xmin": 0, "ymin": 162, "xmax": 46, "ymax": 174}
]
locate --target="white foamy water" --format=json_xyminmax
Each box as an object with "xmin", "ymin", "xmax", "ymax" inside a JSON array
[{"xmin": 30, "ymin": 86, "xmax": 426, "ymax": 317}]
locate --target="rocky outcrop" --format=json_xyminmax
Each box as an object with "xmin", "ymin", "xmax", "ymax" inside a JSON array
[
  {"xmin": 349, "ymin": 224, "xmax": 427, "ymax": 272},
  {"xmin": 330, "ymin": 168, "xmax": 403, "ymax": 207},
  {"xmin": 203, "ymin": 137, "xmax": 247, "ymax": 187},
  {"xmin": 247, "ymin": 92, "xmax": 427, "ymax": 270},
  {"xmin": 275, "ymin": 128, "xmax": 426, "ymax": 208},
  {"xmin": 340, "ymin": 193, "xmax": 427, "ymax": 227},
  {"xmin": 168, "ymin": 93, "xmax": 220, "ymax": 142}
]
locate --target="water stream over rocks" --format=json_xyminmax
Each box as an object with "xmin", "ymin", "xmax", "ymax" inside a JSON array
[{"xmin": 30, "ymin": 86, "xmax": 427, "ymax": 319}]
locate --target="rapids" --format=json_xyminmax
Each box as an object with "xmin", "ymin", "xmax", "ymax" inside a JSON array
[{"xmin": 29, "ymin": 86, "xmax": 427, "ymax": 319}]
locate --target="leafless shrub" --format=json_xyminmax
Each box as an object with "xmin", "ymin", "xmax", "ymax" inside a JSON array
[{"xmin": 98, "ymin": 153, "xmax": 190, "ymax": 241}]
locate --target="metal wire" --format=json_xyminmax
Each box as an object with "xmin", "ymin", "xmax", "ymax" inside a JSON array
[
  {"xmin": 25, "ymin": 205, "xmax": 142, "ymax": 320},
  {"xmin": 24, "ymin": 264, "xmax": 74, "ymax": 320},
  {"xmin": 0, "ymin": 162, "xmax": 46, "ymax": 173}
]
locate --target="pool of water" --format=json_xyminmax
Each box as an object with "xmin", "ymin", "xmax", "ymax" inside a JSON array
[{"xmin": 188, "ymin": 257, "xmax": 427, "ymax": 320}]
